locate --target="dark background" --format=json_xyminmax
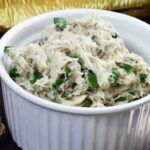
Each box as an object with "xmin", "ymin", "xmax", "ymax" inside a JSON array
[
  {"xmin": 0, "ymin": 16, "xmax": 150, "ymax": 150},
  {"xmin": 0, "ymin": 83, "xmax": 21, "ymax": 150}
]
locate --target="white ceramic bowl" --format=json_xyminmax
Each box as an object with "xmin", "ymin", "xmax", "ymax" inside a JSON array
[{"xmin": 0, "ymin": 9, "xmax": 150, "ymax": 150}]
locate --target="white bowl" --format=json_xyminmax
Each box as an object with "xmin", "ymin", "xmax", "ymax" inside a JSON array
[{"xmin": 0, "ymin": 9, "xmax": 150, "ymax": 150}]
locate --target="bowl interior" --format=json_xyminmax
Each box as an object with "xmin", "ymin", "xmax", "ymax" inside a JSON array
[{"xmin": 0, "ymin": 9, "xmax": 150, "ymax": 114}]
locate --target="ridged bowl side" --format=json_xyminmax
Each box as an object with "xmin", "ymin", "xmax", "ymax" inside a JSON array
[{"xmin": 1, "ymin": 81, "xmax": 150, "ymax": 150}]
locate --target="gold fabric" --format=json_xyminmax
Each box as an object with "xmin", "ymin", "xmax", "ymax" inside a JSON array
[
  {"xmin": 0, "ymin": 0, "xmax": 150, "ymax": 31},
  {"xmin": 0, "ymin": 121, "xmax": 5, "ymax": 136}
]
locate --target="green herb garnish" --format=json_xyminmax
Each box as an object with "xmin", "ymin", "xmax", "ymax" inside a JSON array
[
  {"xmin": 53, "ymin": 17, "xmax": 67, "ymax": 31},
  {"xmin": 128, "ymin": 88, "xmax": 136, "ymax": 95},
  {"xmin": 108, "ymin": 74, "xmax": 116, "ymax": 86},
  {"xmin": 85, "ymin": 70, "xmax": 99, "ymax": 88},
  {"xmin": 108, "ymin": 68, "xmax": 120, "ymax": 86},
  {"xmin": 52, "ymin": 66, "xmax": 72, "ymax": 90},
  {"xmin": 65, "ymin": 66, "xmax": 71, "ymax": 79},
  {"xmin": 61, "ymin": 91, "xmax": 72, "ymax": 99},
  {"xmin": 9, "ymin": 67, "xmax": 20, "ymax": 80},
  {"xmin": 112, "ymin": 68, "xmax": 120, "ymax": 76},
  {"xmin": 112, "ymin": 32, "xmax": 118, "ymax": 38},
  {"xmin": 4, "ymin": 46, "xmax": 13, "ymax": 53},
  {"xmin": 52, "ymin": 78, "xmax": 64, "ymax": 90},
  {"xmin": 52, "ymin": 73, "xmax": 65, "ymax": 90},
  {"xmin": 114, "ymin": 96, "xmax": 126, "ymax": 102},
  {"xmin": 72, "ymin": 55, "xmax": 83, "ymax": 65},
  {"xmin": 138, "ymin": 73, "xmax": 148, "ymax": 83},
  {"xmin": 30, "ymin": 68, "xmax": 43, "ymax": 84},
  {"xmin": 123, "ymin": 61, "xmax": 133, "ymax": 73}
]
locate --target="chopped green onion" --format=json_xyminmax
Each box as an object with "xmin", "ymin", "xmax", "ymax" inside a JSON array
[
  {"xmin": 112, "ymin": 32, "xmax": 118, "ymax": 38},
  {"xmin": 108, "ymin": 74, "xmax": 116, "ymax": 86},
  {"xmin": 64, "ymin": 66, "xmax": 72, "ymax": 82},
  {"xmin": 72, "ymin": 55, "xmax": 83, "ymax": 65},
  {"xmin": 65, "ymin": 66, "xmax": 71, "ymax": 79},
  {"xmin": 9, "ymin": 67, "xmax": 20, "ymax": 80},
  {"xmin": 123, "ymin": 61, "xmax": 133, "ymax": 73},
  {"xmin": 4, "ymin": 46, "xmax": 13, "ymax": 53},
  {"xmin": 53, "ymin": 17, "xmax": 67, "ymax": 31},
  {"xmin": 52, "ymin": 66, "xmax": 72, "ymax": 90},
  {"xmin": 30, "ymin": 78, "xmax": 36, "ymax": 84},
  {"xmin": 114, "ymin": 96, "xmax": 126, "ymax": 102},
  {"xmin": 112, "ymin": 68, "xmax": 120, "ymax": 76},
  {"xmin": 108, "ymin": 68, "xmax": 120, "ymax": 86},
  {"xmin": 61, "ymin": 91, "xmax": 72, "ymax": 99},
  {"xmin": 52, "ymin": 76, "xmax": 65, "ymax": 90},
  {"xmin": 30, "ymin": 68, "xmax": 43, "ymax": 84},
  {"xmin": 85, "ymin": 70, "xmax": 99, "ymax": 88},
  {"xmin": 128, "ymin": 88, "xmax": 136, "ymax": 95},
  {"xmin": 138, "ymin": 73, "xmax": 147, "ymax": 83}
]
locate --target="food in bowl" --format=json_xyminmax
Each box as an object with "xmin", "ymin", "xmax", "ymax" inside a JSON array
[{"xmin": 4, "ymin": 15, "xmax": 150, "ymax": 107}]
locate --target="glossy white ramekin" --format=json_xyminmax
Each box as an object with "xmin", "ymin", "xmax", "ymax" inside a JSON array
[{"xmin": 0, "ymin": 9, "xmax": 150, "ymax": 150}]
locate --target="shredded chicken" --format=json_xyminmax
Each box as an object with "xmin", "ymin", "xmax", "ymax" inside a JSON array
[{"xmin": 5, "ymin": 15, "xmax": 150, "ymax": 107}]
